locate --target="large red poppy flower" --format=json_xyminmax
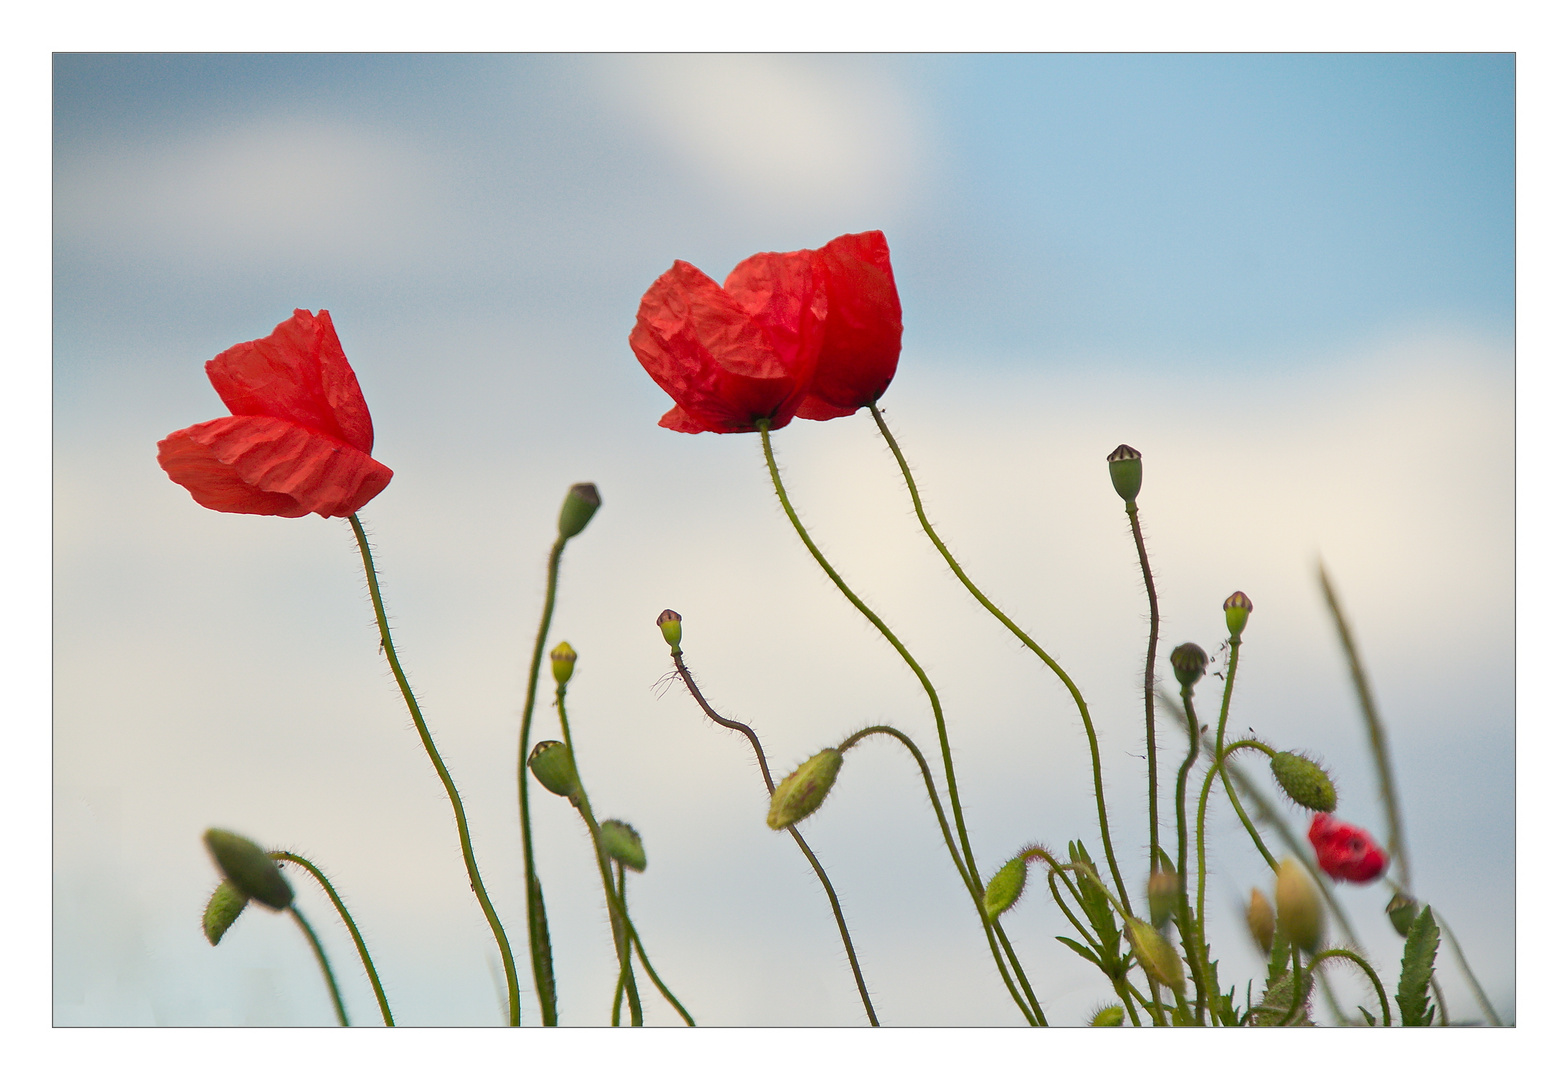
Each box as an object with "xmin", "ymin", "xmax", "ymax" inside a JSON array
[
  {"xmin": 795, "ymin": 230, "xmax": 903, "ymax": 421},
  {"xmin": 157, "ymin": 309, "xmax": 393, "ymax": 518},
  {"xmin": 1307, "ymin": 812, "xmax": 1388, "ymax": 884}
]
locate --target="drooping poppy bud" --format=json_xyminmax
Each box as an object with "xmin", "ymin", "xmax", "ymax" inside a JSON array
[
  {"xmin": 984, "ymin": 857, "xmax": 1028, "ymax": 922},
  {"xmin": 1169, "ymin": 642, "xmax": 1208, "ymax": 689},
  {"xmin": 599, "ymin": 819, "xmax": 647, "ymax": 873},
  {"xmin": 1223, "ymin": 591, "xmax": 1253, "ymax": 638},
  {"xmin": 528, "ymin": 740, "xmax": 582, "ymax": 800},
  {"xmin": 558, "ymin": 482, "xmax": 601, "ymax": 539},
  {"xmin": 1307, "ymin": 813, "xmax": 1387, "ymax": 883},
  {"xmin": 550, "ymin": 642, "xmax": 578, "ymax": 687},
  {"xmin": 1271, "ymin": 752, "xmax": 1338, "ymax": 813},
  {"xmin": 1089, "ymin": 1004, "xmax": 1125, "ymax": 1026},
  {"xmin": 656, "ymin": 609, "xmax": 682, "ymax": 650},
  {"xmin": 1274, "ymin": 858, "xmax": 1322, "ymax": 952},
  {"xmin": 1386, "ymin": 892, "xmax": 1420, "ymax": 937},
  {"xmin": 203, "ymin": 878, "xmax": 250, "ymax": 945},
  {"xmin": 1147, "ymin": 868, "xmax": 1181, "ymax": 929},
  {"xmin": 794, "ymin": 230, "xmax": 903, "ymax": 420},
  {"xmin": 1106, "ymin": 444, "xmax": 1143, "ymax": 503},
  {"xmin": 766, "ymin": 749, "xmax": 843, "ymax": 830},
  {"xmin": 1246, "ymin": 886, "xmax": 1276, "ymax": 954},
  {"xmin": 1127, "ymin": 919, "xmax": 1186, "ymax": 990},
  {"xmin": 203, "ymin": 828, "xmax": 293, "ymax": 911}
]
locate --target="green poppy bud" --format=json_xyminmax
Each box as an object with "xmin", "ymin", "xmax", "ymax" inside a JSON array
[
  {"xmin": 203, "ymin": 878, "xmax": 250, "ymax": 945},
  {"xmin": 1274, "ymin": 858, "xmax": 1322, "ymax": 953},
  {"xmin": 656, "ymin": 609, "xmax": 682, "ymax": 650},
  {"xmin": 557, "ymin": 482, "xmax": 601, "ymax": 540},
  {"xmin": 1246, "ymin": 886, "xmax": 1275, "ymax": 954},
  {"xmin": 1386, "ymin": 892, "xmax": 1420, "ymax": 938},
  {"xmin": 983, "ymin": 857, "xmax": 1028, "ymax": 922},
  {"xmin": 599, "ymin": 819, "xmax": 647, "ymax": 873},
  {"xmin": 1169, "ymin": 642, "xmax": 1208, "ymax": 689},
  {"xmin": 766, "ymin": 749, "xmax": 843, "ymax": 830},
  {"xmin": 203, "ymin": 828, "xmax": 293, "ymax": 911},
  {"xmin": 1223, "ymin": 591, "xmax": 1253, "ymax": 638},
  {"xmin": 1106, "ymin": 444, "xmax": 1143, "ymax": 503},
  {"xmin": 1271, "ymin": 751, "xmax": 1338, "ymax": 813},
  {"xmin": 550, "ymin": 641, "xmax": 577, "ymax": 686},
  {"xmin": 1147, "ymin": 868, "xmax": 1181, "ymax": 929},
  {"xmin": 1127, "ymin": 919, "xmax": 1185, "ymax": 990},
  {"xmin": 1089, "ymin": 1004, "xmax": 1125, "ymax": 1026},
  {"xmin": 528, "ymin": 740, "xmax": 581, "ymax": 800}
]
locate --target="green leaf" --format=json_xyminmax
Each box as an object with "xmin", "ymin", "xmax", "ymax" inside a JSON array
[
  {"xmin": 1055, "ymin": 935, "xmax": 1105, "ymax": 972},
  {"xmin": 1069, "ymin": 840, "xmax": 1119, "ymax": 950},
  {"xmin": 1396, "ymin": 905, "xmax": 1440, "ymax": 1027},
  {"xmin": 1266, "ymin": 923, "xmax": 1291, "ymax": 985},
  {"xmin": 1358, "ymin": 1006, "xmax": 1378, "ymax": 1027}
]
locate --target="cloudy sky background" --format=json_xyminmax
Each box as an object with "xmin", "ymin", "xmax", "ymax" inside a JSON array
[{"xmin": 52, "ymin": 54, "xmax": 1514, "ymax": 1026}]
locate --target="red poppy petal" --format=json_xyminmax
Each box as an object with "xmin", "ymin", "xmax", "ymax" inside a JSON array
[
  {"xmin": 794, "ymin": 394, "xmax": 863, "ymax": 421},
  {"xmin": 158, "ymin": 416, "xmax": 392, "ymax": 518},
  {"xmin": 206, "ymin": 309, "xmax": 376, "ymax": 454},
  {"xmin": 657, "ymin": 404, "xmax": 710, "ymax": 433},
  {"xmin": 809, "ymin": 230, "xmax": 903, "ymax": 412},
  {"xmin": 722, "ymin": 249, "xmax": 829, "ymax": 379}
]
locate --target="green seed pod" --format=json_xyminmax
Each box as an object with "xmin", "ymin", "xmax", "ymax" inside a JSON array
[
  {"xmin": 1386, "ymin": 892, "xmax": 1420, "ymax": 938},
  {"xmin": 1169, "ymin": 642, "xmax": 1209, "ymax": 689},
  {"xmin": 766, "ymin": 749, "xmax": 843, "ymax": 830},
  {"xmin": 1271, "ymin": 751, "xmax": 1338, "ymax": 812},
  {"xmin": 203, "ymin": 828, "xmax": 293, "ymax": 911},
  {"xmin": 550, "ymin": 641, "xmax": 577, "ymax": 687},
  {"xmin": 202, "ymin": 878, "xmax": 250, "ymax": 945},
  {"xmin": 528, "ymin": 740, "xmax": 581, "ymax": 800},
  {"xmin": 656, "ymin": 609, "xmax": 682, "ymax": 650},
  {"xmin": 557, "ymin": 482, "xmax": 602, "ymax": 540},
  {"xmin": 599, "ymin": 819, "xmax": 647, "ymax": 873},
  {"xmin": 1127, "ymin": 919, "xmax": 1185, "ymax": 991},
  {"xmin": 983, "ymin": 857, "xmax": 1028, "ymax": 922},
  {"xmin": 1106, "ymin": 444, "xmax": 1143, "ymax": 503},
  {"xmin": 1089, "ymin": 1004, "xmax": 1125, "ymax": 1027},
  {"xmin": 1246, "ymin": 886, "xmax": 1276, "ymax": 954},
  {"xmin": 1223, "ymin": 591, "xmax": 1253, "ymax": 638},
  {"xmin": 1274, "ymin": 858, "xmax": 1322, "ymax": 953},
  {"xmin": 1146, "ymin": 868, "xmax": 1180, "ymax": 929}
]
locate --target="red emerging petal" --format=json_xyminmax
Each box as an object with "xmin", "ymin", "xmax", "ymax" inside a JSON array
[
  {"xmin": 158, "ymin": 416, "xmax": 393, "ymax": 519},
  {"xmin": 1307, "ymin": 813, "xmax": 1388, "ymax": 884},
  {"xmin": 800, "ymin": 230, "xmax": 902, "ymax": 418}
]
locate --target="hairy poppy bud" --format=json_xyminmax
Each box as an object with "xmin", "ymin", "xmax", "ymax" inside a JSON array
[
  {"xmin": 550, "ymin": 641, "xmax": 577, "ymax": 686},
  {"xmin": 984, "ymin": 857, "xmax": 1028, "ymax": 922},
  {"xmin": 203, "ymin": 828, "xmax": 293, "ymax": 911},
  {"xmin": 1307, "ymin": 813, "xmax": 1387, "ymax": 883},
  {"xmin": 599, "ymin": 819, "xmax": 647, "ymax": 873},
  {"xmin": 557, "ymin": 482, "xmax": 601, "ymax": 539},
  {"xmin": 528, "ymin": 740, "xmax": 581, "ymax": 800},
  {"xmin": 1246, "ymin": 887, "xmax": 1275, "ymax": 954},
  {"xmin": 1271, "ymin": 751, "xmax": 1338, "ymax": 812},
  {"xmin": 1169, "ymin": 642, "xmax": 1208, "ymax": 689},
  {"xmin": 1147, "ymin": 868, "xmax": 1181, "ymax": 929},
  {"xmin": 1127, "ymin": 919, "xmax": 1185, "ymax": 990},
  {"xmin": 1223, "ymin": 591, "xmax": 1253, "ymax": 638},
  {"xmin": 766, "ymin": 749, "xmax": 843, "ymax": 830},
  {"xmin": 203, "ymin": 879, "xmax": 250, "ymax": 945},
  {"xmin": 1386, "ymin": 892, "xmax": 1420, "ymax": 937},
  {"xmin": 1089, "ymin": 1004, "xmax": 1125, "ymax": 1027},
  {"xmin": 1106, "ymin": 444, "xmax": 1143, "ymax": 503},
  {"xmin": 1274, "ymin": 858, "xmax": 1322, "ymax": 953},
  {"xmin": 656, "ymin": 609, "xmax": 682, "ymax": 650}
]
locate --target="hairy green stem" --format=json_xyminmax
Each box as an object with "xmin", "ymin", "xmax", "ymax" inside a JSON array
[
  {"xmin": 1124, "ymin": 501, "xmax": 1160, "ymax": 875},
  {"xmin": 288, "ymin": 905, "xmax": 348, "ymax": 1026},
  {"xmin": 1211, "ymin": 634, "xmax": 1275, "ymax": 873},
  {"xmin": 272, "ymin": 851, "xmax": 394, "ymax": 1026}
]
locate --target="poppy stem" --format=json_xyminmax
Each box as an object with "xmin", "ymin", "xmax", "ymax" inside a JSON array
[
  {"xmin": 757, "ymin": 422, "xmax": 1044, "ymax": 1025},
  {"xmin": 1174, "ymin": 688, "xmax": 1209, "ymax": 1023},
  {"xmin": 271, "ymin": 850, "xmax": 395, "ymax": 1026},
  {"xmin": 287, "ymin": 903, "xmax": 348, "ymax": 1026},
  {"xmin": 1211, "ymin": 634, "xmax": 1277, "ymax": 874},
  {"xmin": 347, "ymin": 513, "xmax": 522, "ymax": 1026},
  {"xmin": 1119, "ymin": 501, "xmax": 1161, "ymax": 877}
]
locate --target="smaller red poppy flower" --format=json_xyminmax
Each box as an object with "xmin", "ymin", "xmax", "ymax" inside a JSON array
[
  {"xmin": 157, "ymin": 309, "xmax": 393, "ymax": 518},
  {"xmin": 1308, "ymin": 812, "xmax": 1388, "ymax": 884},
  {"xmin": 795, "ymin": 230, "xmax": 904, "ymax": 421}
]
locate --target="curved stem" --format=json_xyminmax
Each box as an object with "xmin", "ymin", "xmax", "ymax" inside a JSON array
[
  {"xmin": 1175, "ymin": 689, "xmax": 1208, "ymax": 1023},
  {"xmin": 272, "ymin": 851, "xmax": 394, "ymax": 1026},
  {"xmin": 347, "ymin": 514, "xmax": 521, "ymax": 1026},
  {"xmin": 288, "ymin": 905, "xmax": 348, "ymax": 1026},
  {"xmin": 1305, "ymin": 949, "xmax": 1391, "ymax": 1027},
  {"xmin": 623, "ymin": 890, "xmax": 696, "ymax": 1026},
  {"xmin": 1212, "ymin": 635, "xmax": 1275, "ymax": 874},
  {"xmin": 1124, "ymin": 502, "xmax": 1160, "ymax": 875},
  {"xmin": 1196, "ymin": 740, "xmax": 1278, "ymax": 950}
]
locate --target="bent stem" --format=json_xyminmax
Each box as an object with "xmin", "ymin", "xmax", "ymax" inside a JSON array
[
  {"xmin": 1306, "ymin": 949, "xmax": 1391, "ymax": 1027},
  {"xmin": 1211, "ymin": 633, "xmax": 1274, "ymax": 874},
  {"xmin": 613, "ymin": 865, "xmax": 696, "ymax": 1026},
  {"xmin": 348, "ymin": 514, "xmax": 521, "ymax": 1026},
  {"xmin": 288, "ymin": 904, "xmax": 348, "ymax": 1026},
  {"xmin": 1123, "ymin": 500, "xmax": 1160, "ymax": 875},
  {"xmin": 1196, "ymin": 739, "xmax": 1278, "ymax": 950},
  {"xmin": 1175, "ymin": 689, "xmax": 1208, "ymax": 1023},
  {"xmin": 272, "ymin": 850, "xmax": 395, "ymax": 1026}
]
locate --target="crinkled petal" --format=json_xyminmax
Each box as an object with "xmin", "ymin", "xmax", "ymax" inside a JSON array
[
  {"xmin": 802, "ymin": 230, "xmax": 902, "ymax": 416},
  {"xmin": 794, "ymin": 394, "xmax": 862, "ymax": 421},
  {"xmin": 722, "ymin": 249, "xmax": 828, "ymax": 378},
  {"xmin": 206, "ymin": 309, "xmax": 375, "ymax": 454},
  {"xmin": 158, "ymin": 416, "xmax": 392, "ymax": 518}
]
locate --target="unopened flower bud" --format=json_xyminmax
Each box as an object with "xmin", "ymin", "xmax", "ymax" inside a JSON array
[
  {"xmin": 1147, "ymin": 868, "xmax": 1181, "ymax": 929},
  {"xmin": 528, "ymin": 740, "xmax": 581, "ymax": 800},
  {"xmin": 1169, "ymin": 642, "xmax": 1208, "ymax": 689},
  {"xmin": 203, "ymin": 828, "xmax": 293, "ymax": 911},
  {"xmin": 1386, "ymin": 892, "xmax": 1420, "ymax": 938},
  {"xmin": 599, "ymin": 819, "xmax": 647, "ymax": 873},
  {"xmin": 983, "ymin": 857, "xmax": 1028, "ymax": 922},
  {"xmin": 1223, "ymin": 591, "xmax": 1253, "ymax": 637},
  {"xmin": 1106, "ymin": 444, "xmax": 1143, "ymax": 503},
  {"xmin": 550, "ymin": 641, "xmax": 577, "ymax": 686},
  {"xmin": 1246, "ymin": 886, "xmax": 1275, "ymax": 954},
  {"xmin": 766, "ymin": 749, "xmax": 843, "ymax": 830},
  {"xmin": 1274, "ymin": 858, "xmax": 1322, "ymax": 953},
  {"xmin": 1126, "ymin": 919, "xmax": 1185, "ymax": 990},
  {"xmin": 1089, "ymin": 1004, "xmax": 1125, "ymax": 1027},
  {"xmin": 656, "ymin": 609, "xmax": 682, "ymax": 650},
  {"xmin": 557, "ymin": 482, "xmax": 602, "ymax": 540},
  {"xmin": 203, "ymin": 879, "xmax": 249, "ymax": 945},
  {"xmin": 1271, "ymin": 751, "xmax": 1338, "ymax": 812}
]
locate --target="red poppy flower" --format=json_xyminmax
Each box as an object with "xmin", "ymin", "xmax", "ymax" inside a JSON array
[
  {"xmin": 157, "ymin": 309, "xmax": 393, "ymax": 518},
  {"xmin": 795, "ymin": 230, "xmax": 903, "ymax": 421},
  {"xmin": 630, "ymin": 249, "xmax": 828, "ymax": 434},
  {"xmin": 1307, "ymin": 812, "xmax": 1388, "ymax": 883}
]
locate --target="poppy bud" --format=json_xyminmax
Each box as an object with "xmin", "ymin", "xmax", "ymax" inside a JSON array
[
  {"xmin": 656, "ymin": 609, "xmax": 682, "ymax": 650},
  {"xmin": 599, "ymin": 819, "xmax": 647, "ymax": 873},
  {"xmin": 1271, "ymin": 751, "xmax": 1338, "ymax": 813},
  {"xmin": 1386, "ymin": 892, "xmax": 1420, "ymax": 937},
  {"xmin": 557, "ymin": 482, "xmax": 601, "ymax": 540},
  {"xmin": 1274, "ymin": 858, "xmax": 1322, "ymax": 953},
  {"xmin": 1223, "ymin": 591, "xmax": 1253, "ymax": 638},
  {"xmin": 983, "ymin": 857, "xmax": 1028, "ymax": 922},
  {"xmin": 1307, "ymin": 813, "xmax": 1387, "ymax": 883},
  {"xmin": 1089, "ymin": 1004, "xmax": 1125, "ymax": 1027},
  {"xmin": 1147, "ymin": 868, "xmax": 1181, "ymax": 929},
  {"xmin": 1246, "ymin": 886, "xmax": 1275, "ymax": 954},
  {"xmin": 766, "ymin": 749, "xmax": 843, "ymax": 830},
  {"xmin": 1106, "ymin": 444, "xmax": 1143, "ymax": 503},
  {"xmin": 203, "ymin": 828, "xmax": 293, "ymax": 911},
  {"xmin": 1126, "ymin": 919, "xmax": 1185, "ymax": 991},
  {"xmin": 203, "ymin": 878, "xmax": 250, "ymax": 945},
  {"xmin": 1169, "ymin": 642, "xmax": 1208, "ymax": 689},
  {"xmin": 528, "ymin": 740, "xmax": 582, "ymax": 800},
  {"xmin": 550, "ymin": 641, "xmax": 577, "ymax": 686}
]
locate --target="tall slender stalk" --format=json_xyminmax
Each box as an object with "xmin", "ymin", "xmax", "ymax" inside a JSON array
[
  {"xmin": 272, "ymin": 850, "xmax": 395, "ymax": 1026},
  {"xmin": 1124, "ymin": 501, "xmax": 1161, "ymax": 874},
  {"xmin": 288, "ymin": 905, "xmax": 348, "ymax": 1026}
]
